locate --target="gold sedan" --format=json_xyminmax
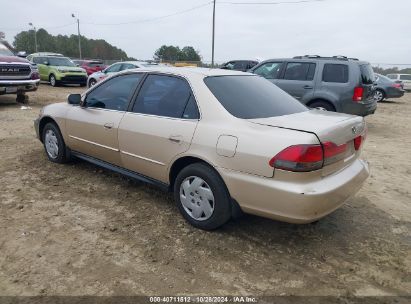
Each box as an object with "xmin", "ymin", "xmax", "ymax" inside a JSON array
[{"xmin": 34, "ymin": 67, "xmax": 369, "ymax": 230}]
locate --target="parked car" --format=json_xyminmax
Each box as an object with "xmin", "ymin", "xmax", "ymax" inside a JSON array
[
  {"xmin": 27, "ymin": 53, "xmax": 88, "ymax": 87},
  {"xmin": 249, "ymin": 55, "xmax": 377, "ymax": 116},
  {"xmin": 87, "ymin": 61, "xmax": 157, "ymax": 87},
  {"xmin": 373, "ymin": 73, "xmax": 404, "ymax": 102},
  {"xmin": 72, "ymin": 59, "xmax": 106, "ymax": 76},
  {"xmin": 385, "ymin": 73, "xmax": 411, "ymax": 91},
  {"xmin": 34, "ymin": 67, "xmax": 369, "ymax": 230},
  {"xmin": 220, "ymin": 60, "xmax": 259, "ymax": 72},
  {"xmin": 0, "ymin": 40, "xmax": 40, "ymax": 103}
]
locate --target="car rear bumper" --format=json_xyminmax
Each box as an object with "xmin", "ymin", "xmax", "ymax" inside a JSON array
[
  {"xmin": 342, "ymin": 99, "xmax": 377, "ymax": 116},
  {"xmin": 0, "ymin": 79, "xmax": 40, "ymax": 95},
  {"xmin": 218, "ymin": 158, "xmax": 369, "ymax": 224},
  {"xmin": 386, "ymin": 88, "xmax": 405, "ymax": 98}
]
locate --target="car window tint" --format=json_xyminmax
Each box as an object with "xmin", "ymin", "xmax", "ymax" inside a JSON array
[
  {"xmin": 247, "ymin": 61, "xmax": 258, "ymax": 70},
  {"xmin": 224, "ymin": 62, "xmax": 234, "ymax": 70},
  {"xmin": 85, "ymin": 73, "xmax": 142, "ymax": 111},
  {"xmin": 322, "ymin": 64, "xmax": 349, "ymax": 83},
  {"xmin": 121, "ymin": 63, "xmax": 137, "ymax": 70},
  {"xmin": 284, "ymin": 62, "xmax": 316, "ymax": 81},
  {"xmin": 204, "ymin": 75, "xmax": 307, "ymax": 119},
  {"xmin": 359, "ymin": 64, "xmax": 375, "ymax": 84},
  {"xmin": 253, "ymin": 62, "xmax": 282, "ymax": 79},
  {"xmin": 133, "ymin": 74, "xmax": 195, "ymax": 119},
  {"xmin": 105, "ymin": 63, "xmax": 122, "ymax": 73},
  {"xmin": 233, "ymin": 61, "xmax": 246, "ymax": 70},
  {"xmin": 182, "ymin": 94, "xmax": 200, "ymax": 119},
  {"xmin": 400, "ymin": 75, "xmax": 411, "ymax": 80}
]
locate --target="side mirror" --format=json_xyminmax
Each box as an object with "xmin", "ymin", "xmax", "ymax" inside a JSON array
[
  {"xmin": 17, "ymin": 51, "xmax": 27, "ymax": 58},
  {"xmin": 67, "ymin": 94, "xmax": 82, "ymax": 105}
]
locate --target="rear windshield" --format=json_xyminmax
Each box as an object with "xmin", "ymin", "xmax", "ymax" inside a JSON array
[
  {"xmin": 360, "ymin": 64, "xmax": 375, "ymax": 84},
  {"xmin": 204, "ymin": 75, "xmax": 308, "ymax": 119}
]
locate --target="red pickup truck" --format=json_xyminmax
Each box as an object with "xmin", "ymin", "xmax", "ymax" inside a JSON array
[{"xmin": 0, "ymin": 41, "xmax": 40, "ymax": 103}]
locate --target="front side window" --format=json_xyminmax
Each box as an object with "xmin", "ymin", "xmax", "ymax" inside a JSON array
[
  {"xmin": 253, "ymin": 62, "xmax": 283, "ymax": 79},
  {"xmin": 323, "ymin": 64, "xmax": 349, "ymax": 83},
  {"xmin": 85, "ymin": 73, "xmax": 142, "ymax": 111},
  {"xmin": 283, "ymin": 62, "xmax": 316, "ymax": 81},
  {"xmin": 133, "ymin": 74, "xmax": 198, "ymax": 119},
  {"xmin": 105, "ymin": 63, "xmax": 122, "ymax": 73},
  {"xmin": 204, "ymin": 75, "xmax": 307, "ymax": 119},
  {"xmin": 32, "ymin": 57, "xmax": 44, "ymax": 64}
]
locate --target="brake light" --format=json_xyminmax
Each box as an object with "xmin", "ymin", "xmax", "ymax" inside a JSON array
[
  {"xmin": 269, "ymin": 141, "xmax": 347, "ymax": 172},
  {"xmin": 354, "ymin": 135, "xmax": 362, "ymax": 150},
  {"xmin": 352, "ymin": 87, "xmax": 364, "ymax": 102},
  {"xmin": 392, "ymin": 83, "xmax": 402, "ymax": 89}
]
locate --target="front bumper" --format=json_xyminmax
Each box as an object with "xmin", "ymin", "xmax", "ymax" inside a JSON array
[
  {"xmin": 0, "ymin": 79, "xmax": 40, "ymax": 95},
  {"xmin": 57, "ymin": 74, "xmax": 87, "ymax": 84},
  {"xmin": 218, "ymin": 159, "xmax": 369, "ymax": 224}
]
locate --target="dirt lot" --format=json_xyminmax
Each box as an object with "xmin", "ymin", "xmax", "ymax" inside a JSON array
[{"xmin": 0, "ymin": 84, "xmax": 410, "ymax": 297}]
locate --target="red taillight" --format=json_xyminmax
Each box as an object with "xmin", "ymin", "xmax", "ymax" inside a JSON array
[
  {"xmin": 352, "ymin": 86, "xmax": 364, "ymax": 102},
  {"xmin": 354, "ymin": 135, "xmax": 362, "ymax": 150},
  {"xmin": 392, "ymin": 83, "xmax": 402, "ymax": 89},
  {"xmin": 270, "ymin": 141, "xmax": 349, "ymax": 172}
]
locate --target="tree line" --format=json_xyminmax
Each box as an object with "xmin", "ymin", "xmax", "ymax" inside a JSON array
[
  {"xmin": 12, "ymin": 29, "xmax": 132, "ymax": 60},
  {"xmin": 373, "ymin": 66, "xmax": 411, "ymax": 75},
  {"xmin": 154, "ymin": 45, "xmax": 201, "ymax": 62}
]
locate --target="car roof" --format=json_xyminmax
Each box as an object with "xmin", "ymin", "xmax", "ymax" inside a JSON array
[
  {"xmin": 259, "ymin": 57, "xmax": 369, "ymax": 65},
  {"xmin": 30, "ymin": 52, "xmax": 64, "ymax": 57},
  {"xmin": 119, "ymin": 66, "xmax": 254, "ymax": 77}
]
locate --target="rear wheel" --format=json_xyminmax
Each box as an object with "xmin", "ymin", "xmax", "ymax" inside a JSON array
[
  {"xmin": 308, "ymin": 100, "xmax": 336, "ymax": 112},
  {"xmin": 174, "ymin": 163, "xmax": 231, "ymax": 230},
  {"xmin": 374, "ymin": 89, "xmax": 385, "ymax": 102},
  {"xmin": 42, "ymin": 122, "xmax": 69, "ymax": 163}
]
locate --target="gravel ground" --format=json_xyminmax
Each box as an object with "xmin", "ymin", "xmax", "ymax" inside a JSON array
[{"xmin": 0, "ymin": 84, "xmax": 410, "ymax": 297}]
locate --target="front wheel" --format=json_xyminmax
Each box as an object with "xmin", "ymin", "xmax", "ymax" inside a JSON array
[
  {"xmin": 174, "ymin": 163, "xmax": 232, "ymax": 230},
  {"xmin": 42, "ymin": 122, "xmax": 69, "ymax": 163},
  {"xmin": 49, "ymin": 74, "xmax": 58, "ymax": 87},
  {"xmin": 88, "ymin": 79, "xmax": 97, "ymax": 87}
]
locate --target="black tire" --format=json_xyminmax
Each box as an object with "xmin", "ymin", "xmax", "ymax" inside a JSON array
[
  {"xmin": 88, "ymin": 78, "xmax": 97, "ymax": 88},
  {"xmin": 49, "ymin": 74, "xmax": 59, "ymax": 87},
  {"xmin": 374, "ymin": 89, "xmax": 385, "ymax": 102},
  {"xmin": 173, "ymin": 163, "xmax": 231, "ymax": 230},
  {"xmin": 42, "ymin": 122, "xmax": 70, "ymax": 163},
  {"xmin": 16, "ymin": 94, "xmax": 28, "ymax": 104},
  {"xmin": 308, "ymin": 100, "xmax": 336, "ymax": 112}
]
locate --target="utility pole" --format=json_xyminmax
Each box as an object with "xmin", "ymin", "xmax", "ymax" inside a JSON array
[
  {"xmin": 28, "ymin": 23, "xmax": 38, "ymax": 52},
  {"xmin": 72, "ymin": 14, "xmax": 82, "ymax": 59},
  {"xmin": 211, "ymin": 0, "xmax": 216, "ymax": 68}
]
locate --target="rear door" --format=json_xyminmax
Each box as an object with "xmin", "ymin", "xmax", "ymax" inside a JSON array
[
  {"xmin": 118, "ymin": 73, "xmax": 199, "ymax": 182},
  {"xmin": 65, "ymin": 73, "xmax": 143, "ymax": 166},
  {"xmin": 275, "ymin": 61, "xmax": 317, "ymax": 102}
]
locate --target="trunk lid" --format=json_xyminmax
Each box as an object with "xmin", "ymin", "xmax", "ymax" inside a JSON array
[{"xmin": 249, "ymin": 109, "xmax": 366, "ymax": 175}]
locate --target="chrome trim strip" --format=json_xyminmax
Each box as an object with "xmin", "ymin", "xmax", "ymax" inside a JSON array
[
  {"xmin": 121, "ymin": 150, "xmax": 165, "ymax": 166},
  {"xmin": 69, "ymin": 135, "xmax": 119, "ymax": 152}
]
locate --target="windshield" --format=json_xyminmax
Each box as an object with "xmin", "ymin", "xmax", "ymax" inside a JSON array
[
  {"xmin": 48, "ymin": 57, "xmax": 76, "ymax": 67},
  {"xmin": 204, "ymin": 75, "xmax": 308, "ymax": 119},
  {"xmin": 0, "ymin": 43, "xmax": 14, "ymax": 56},
  {"xmin": 400, "ymin": 74, "xmax": 411, "ymax": 81}
]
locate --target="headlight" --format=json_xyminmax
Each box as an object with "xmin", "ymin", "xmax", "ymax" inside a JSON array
[
  {"xmin": 57, "ymin": 68, "xmax": 68, "ymax": 73},
  {"xmin": 81, "ymin": 68, "xmax": 87, "ymax": 73}
]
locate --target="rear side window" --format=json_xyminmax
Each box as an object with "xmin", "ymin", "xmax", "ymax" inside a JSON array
[
  {"xmin": 400, "ymin": 75, "xmax": 411, "ymax": 80},
  {"xmin": 204, "ymin": 75, "xmax": 307, "ymax": 119},
  {"xmin": 85, "ymin": 73, "xmax": 142, "ymax": 111},
  {"xmin": 322, "ymin": 64, "xmax": 349, "ymax": 83},
  {"xmin": 133, "ymin": 74, "xmax": 198, "ymax": 119},
  {"xmin": 121, "ymin": 63, "xmax": 137, "ymax": 70},
  {"xmin": 283, "ymin": 62, "xmax": 316, "ymax": 81},
  {"xmin": 105, "ymin": 63, "xmax": 122, "ymax": 73},
  {"xmin": 386, "ymin": 74, "xmax": 396, "ymax": 80},
  {"xmin": 359, "ymin": 64, "xmax": 375, "ymax": 84}
]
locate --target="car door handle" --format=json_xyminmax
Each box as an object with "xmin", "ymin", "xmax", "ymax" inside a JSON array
[
  {"xmin": 103, "ymin": 123, "xmax": 114, "ymax": 129},
  {"xmin": 303, "ymin": 85, "xmax": 313, "ymax": 89},
  {"xmin": 168, "ymin": 135, "xmax": 183, "ymax": 143}
]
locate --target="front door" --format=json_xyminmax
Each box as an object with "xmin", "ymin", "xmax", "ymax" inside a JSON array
[
  {"xmin": 276, "ymin": 61, "xmax": 317, "ymax": 102},
  {"xmin": 65, "ymin": 73, "xmax": 144, "ymax": 166},
  {"xmin": 118, "ymin": 74, "xmax": 200, "ymax": 183}
]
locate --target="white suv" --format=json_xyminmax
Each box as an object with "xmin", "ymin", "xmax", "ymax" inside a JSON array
[{"xmin": 386, "ymin": 73, "xmax": 411, "ymax": 91}]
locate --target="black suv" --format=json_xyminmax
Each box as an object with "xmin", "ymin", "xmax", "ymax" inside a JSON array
[
  {"xmin": 249, "ymin": 55, "xmax": 377, "ymax": 116},
  {"xmin": 220, "ymin": 60, "xmax": 259, "ymax": 72}
]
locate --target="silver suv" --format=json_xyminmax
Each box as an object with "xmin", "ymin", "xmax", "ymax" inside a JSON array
[{"xmin": 249, "ymin": 55, "xmax": 377, "ymax": 116}]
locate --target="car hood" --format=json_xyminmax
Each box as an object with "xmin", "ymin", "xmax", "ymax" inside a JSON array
[
  {"xmin": 0, "ymin": 56, "xmax": 31, "ymax": 64},
  {"xmin": 89, "ymin": 71, "xmax": 105, "ymax": 78}
]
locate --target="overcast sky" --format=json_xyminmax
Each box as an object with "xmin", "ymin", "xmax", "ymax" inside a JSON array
[{"xmin": 2, "ymin": 0, "xmax": 410, "ymax": 65}]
